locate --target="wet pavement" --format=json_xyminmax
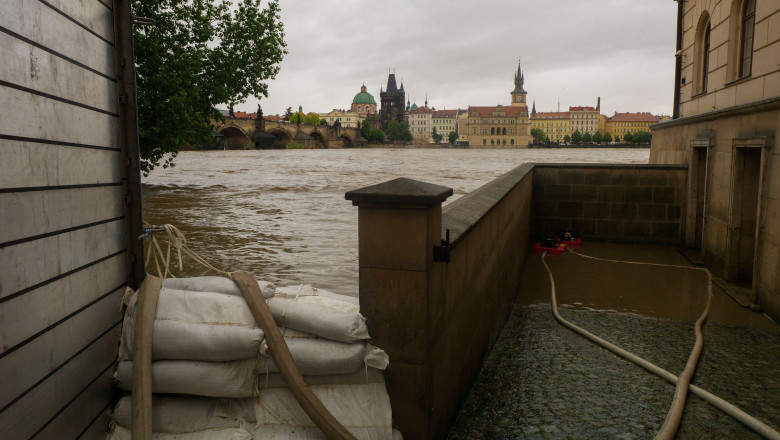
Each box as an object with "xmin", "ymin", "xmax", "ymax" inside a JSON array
[{"xmin": 448, "ymin": 243, "xmax": 780, "ymax": 439}]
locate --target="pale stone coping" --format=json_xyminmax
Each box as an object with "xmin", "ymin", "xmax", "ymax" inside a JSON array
[
  {"xmin": 443, "ymin": 163, "xmax": 534, "ymax": 246},
  {"xmin": 345, "ymin": 177, "xmax": 453, "ymax": 206},
  {"xmin": 442, "ymin": 162, "xmax": 687, "ymax": 246},
  {"xmin": 651, "ymin": 95, "xmax": 780, "ymax": 130}
]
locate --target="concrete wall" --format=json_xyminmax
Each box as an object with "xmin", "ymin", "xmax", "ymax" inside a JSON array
[
  {"xmin": 532, "ymin": 164, "xmax": 688, "ymax": 244},
  {"xmin": 650, "ymin": 99, "xmax": 780, "ymax": 322}
]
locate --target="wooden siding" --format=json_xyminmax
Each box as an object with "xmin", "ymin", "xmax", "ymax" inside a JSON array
[{"xmin": 0, "ymin": 0, "xmax": 129, "ymax": 438}]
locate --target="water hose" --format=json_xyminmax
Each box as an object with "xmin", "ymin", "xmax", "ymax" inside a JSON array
[{"xmin": 541, "ymin": 250, "xmax": 780, "ymax": 440}]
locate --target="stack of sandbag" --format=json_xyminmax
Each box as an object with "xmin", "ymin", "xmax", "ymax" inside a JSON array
[{"xmin": 109, "ymin": 277, "xmax": 398, "ymax": 440}]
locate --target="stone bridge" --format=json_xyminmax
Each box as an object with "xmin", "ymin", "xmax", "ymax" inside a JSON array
[{"xmin": 215, "ymin": 117, "xmax": 361, "ymax": 149}]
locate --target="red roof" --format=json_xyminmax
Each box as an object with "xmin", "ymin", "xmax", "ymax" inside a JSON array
[
  {"xmin": 531, "ymin": 112, "xmax": 569, "ymax": 120},
  {"xmin": 432, "ymin": 109, "xmax": 458, "ymax": 118},
  {"xmin": 409, "ymin": 106, "xmax": 432, "ymax": 114},
  {"xmin": 607, "ymin": 112, "xmax": 661, "ymax": 123},
  {"xmin": 569, "ymin": 106, "xmax": 596, "ymax": 112},
  {"xmin": 468, "ymin": 105, "xmax": 527, "ymax": 118},
  {"xmin": 264, "ymin": 115, "xmax": 283, "ymax": 122}
]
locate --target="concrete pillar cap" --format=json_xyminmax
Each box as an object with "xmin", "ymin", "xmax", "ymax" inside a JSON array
[{"xmin": 345, "ymin": 177, "xmax": 453, "ymax": 206}]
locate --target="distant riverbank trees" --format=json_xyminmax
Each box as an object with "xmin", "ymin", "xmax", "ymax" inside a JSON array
[
  {"xmin": 361, "ymin": 121, "xmax": 386, "ymax": 144},
  {"xmin": 133, "ymin": 0, "xmax": 287, "ymax": 173}
]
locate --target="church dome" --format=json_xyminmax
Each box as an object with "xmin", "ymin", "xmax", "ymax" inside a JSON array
[
  {"xmin": 409, "ymin": 102, "xmax": 418, "ymax": 111},
  {"xmin": 352, "ymin": 85, "xmax": 376, "ymax": 105}
]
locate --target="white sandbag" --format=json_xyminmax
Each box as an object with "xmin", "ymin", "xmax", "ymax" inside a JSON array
[
  {"xmin": 116, "ymin": 357, "xmax": 386, "ymax": 398},
  {"xmin": 276, "ymin": 285, "xmax": 359, "ymax": 306},
  {"xmin": 119, "ymin": 288, "xmax": 264, "ymax": 362},
  {"xmin": 268, "ymin": 288, "xmax": 368, "ymax": 343},
  {"xmin": 113, "ymin": 395, "xmax": 256, "ymax": 433},
  {"xmin": 108, "ymin": 426, "xmax": 252, "ymax": 440},
  {"xmin": 162, "ymin": 276, "xmax": 276, "ymax": 299}
]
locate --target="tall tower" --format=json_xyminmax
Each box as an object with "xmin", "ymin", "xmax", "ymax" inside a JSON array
[
  {"xmin": 511, "ymin": 58, "xmax": 527, "ymax": 106},
  {"xmin": 380, "ymin": 71, "xmax": 406, "ymax": 129}
]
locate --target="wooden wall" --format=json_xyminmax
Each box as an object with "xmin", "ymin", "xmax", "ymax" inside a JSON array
[{"xmin": 1, "ymin": 0, "xmax": 133, "ymax": 438}]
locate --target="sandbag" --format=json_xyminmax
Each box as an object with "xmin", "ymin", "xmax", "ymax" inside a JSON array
[
  {"xmin": 113, "ymin": 395, "xmax": 256, "ymax": 433},
  {"xmin": 162, "ymin": 276, "xmax": 276, "ymax": 299},
  {"xmin": 119, "ymin": 288, "xmax": 264, "ymax": 362},
  {"xmin": 116, "ymin": 357, "xmax": 386, "ymax": 398},
  {"xmin": 108, "ymin": 426, "xmax": 252, "ymax": 440},
  {"xmin": 267, "ymin": 291, "xmax": 368, "ymax": 343},
  {"xmin": 275, "ymin": 285, "xmax": 359, "ymax": 306}
]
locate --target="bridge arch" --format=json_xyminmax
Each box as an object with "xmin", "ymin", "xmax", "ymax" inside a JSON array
[
  {"xmin": 219, "ymin": 125, "xmax": 251, "ymax": 150},
  {"xmin": 308, "ymin": 130, "xmax": 327, "ymax": 149},
  {"xmin": 338, "ymin": 133, "xmax": 353, "ymax": 148},
  {"xmin": 268, "ymin": 128, "xmax": 293, "ymax": 148}
]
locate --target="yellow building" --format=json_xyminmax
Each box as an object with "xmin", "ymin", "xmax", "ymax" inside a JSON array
[
  {"xmin": 606, "ymin": 112, "xmax": 661, "ymax": 138},
  {"xmin": 467, "ymin": 59, "xmax": 531, "ymax": 147},
  {"xmin": 569, "ymin": 98, "xmax": 601, "ymax": 135},
  {"xmin": 530, "ymin": 112, "xmax": 570, "ymax": 142}
]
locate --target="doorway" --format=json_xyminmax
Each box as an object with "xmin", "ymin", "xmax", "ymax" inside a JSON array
[{"xmin": 727, "ymin": 146, "xmax": 762, "ymax": 285}]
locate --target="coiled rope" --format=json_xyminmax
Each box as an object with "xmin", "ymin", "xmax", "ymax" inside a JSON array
[
  {"xmin": 541, "ymin": 249, "xmax": 780, "ymax": 440},
  {"xmin": 141, "ymin": 223, "xmax": 232, "ymax": 278}
]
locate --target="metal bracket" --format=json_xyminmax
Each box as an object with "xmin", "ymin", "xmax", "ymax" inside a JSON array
[{"xmin": 433, "ymin": 228, "xmax": 451, "ymax": 264}]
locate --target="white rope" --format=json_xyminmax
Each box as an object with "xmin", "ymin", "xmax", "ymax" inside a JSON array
[{"xmin": 141, "ymin": 223, "xmax": 232, "ymax": 278}]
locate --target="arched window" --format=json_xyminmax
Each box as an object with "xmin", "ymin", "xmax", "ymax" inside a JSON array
[
  {"xmin": 502, "ymin": 139, "xmax": 506, "ymax": 145},
  {"xmin": 483, "ymin": 139, "xmax": 486, "ymax": 145},
  {"xmin": 502, "ymin": 127, "xmax": 507, "ymax": 135},
  {"xmin": 510, "ymin": 139, "xmax": 515, "ymax": 145},
  {"xmin": 694, "ymin": 12, "xmax": 711, "ymax": 94},
  {"xmin": 740, "ymin": 0, "xmax": 756, "ymax": 77},
  {"xmin": 490, "ymin": 127, "xmax": 495, "ymax": 135}
]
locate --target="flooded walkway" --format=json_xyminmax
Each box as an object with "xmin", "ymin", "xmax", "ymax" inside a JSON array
[{"xmin": 448, "ymin": 243, "xmax": 780, "ymax": 439}]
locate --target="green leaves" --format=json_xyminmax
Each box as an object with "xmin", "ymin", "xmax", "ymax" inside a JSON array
[{"xmin": 133, "ymin": 0, "xmax": 287, "ymax": 173}]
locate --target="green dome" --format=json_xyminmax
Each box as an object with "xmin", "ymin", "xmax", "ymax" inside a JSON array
[
  {"xmin": 409, "ymin": 102, "xmax": 418, "ymax": 111},
  {"xmin": 352, "ymin": 85, "xmax": 376, "ymax": 105}
]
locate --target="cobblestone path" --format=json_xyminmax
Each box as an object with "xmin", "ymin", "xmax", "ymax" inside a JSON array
[{"xmin": 447, "ymin": 304, "xmax": 780, "ymax": 439}]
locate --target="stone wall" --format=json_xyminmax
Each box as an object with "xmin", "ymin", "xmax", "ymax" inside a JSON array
[
  {"xmin": 650, "ymin": 98, "xmax": 780, "ymax": 322},
  {"xmin": 532, "ymin": 164, "xmax": 687, "ymax": 244}
]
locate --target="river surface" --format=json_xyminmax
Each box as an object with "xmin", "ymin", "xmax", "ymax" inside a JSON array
[{"xmin": 142, "ymin": 148, "xmax": 649, "ymax": 297}]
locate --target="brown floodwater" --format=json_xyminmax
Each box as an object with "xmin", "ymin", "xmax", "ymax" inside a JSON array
[
  {"xmin": 142, "ymin": 148, "xmax": 649, "ymax": 297},
  {"xmin": 518, "ymin": 242, "xmax": 777, "ymax": 329}
]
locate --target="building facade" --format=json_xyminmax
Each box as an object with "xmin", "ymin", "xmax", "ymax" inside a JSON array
[
  {"xmin": 569, "ymin": 98, "xmax": 600, "ymax": 135},
  {"xmin": 606, "ymin": 112, "xmax": 662, "ymax": 138},
  {"xmin": 432, "ymin": 109, "xmax": 459, "ymax": 142},
  {"xmin": 649, "ymin": 0, "xmax": 780, "ymax": 321},
  {"xmin": 408, "ymin": 105, "xmax": 432, "ymax": 143},
  {"xmin": 530, "ymin": 112, "xmax": 570, "ymax": 142},
  {"xmin": 380, "ymin": 73, "xmax": 405, "ymax": 129},
  {"xmin": 319, "ymin": 109, "xmax": 360, "ymax": 128},
  {"xmin": 351, "ymin": 85, "xmax": 377, "ymax": 118},
  {"xmin": 467, "ymin": 59, "xmax": 531, "ymax": 147}
]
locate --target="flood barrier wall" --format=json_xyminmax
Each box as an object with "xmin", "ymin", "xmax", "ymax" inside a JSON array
[{"xmin": 347, "ymin": 162, "xmax": 687, "ymax": 439}]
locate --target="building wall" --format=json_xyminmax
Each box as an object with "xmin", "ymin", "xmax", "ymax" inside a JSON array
[
  {"xmin": 0, "ymin": 1, "xmax": 141, "ymax": 438},
  {"xmin": 408, "ymin": 109, "xmax": 432, "ymax": 143},
  {"xmin": 650, "ymin": 102, "xmax": 780, "ymax": 320},
  {"xmin": 530, "ymin": 113, "xmax": 570, "ymax": 142},
  {"xmin": 467, "ymin": 107, "xmax": 531, "ymax": 147},
  {"xmin": 570, "ymin": 108, "xmax": 599, "ymax": 134},
  {"xmin": 679, "ymin": 0, "xmax": 780, "ymax": 117},
  {"xmin": 432, "ymin": 115, "xmax": 458, "ymax": 142}
]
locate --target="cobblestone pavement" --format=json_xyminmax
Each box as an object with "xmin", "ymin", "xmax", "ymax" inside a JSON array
[{"xmin": 447, "ymin": 304, "xmax": 780, "ymax": 439}]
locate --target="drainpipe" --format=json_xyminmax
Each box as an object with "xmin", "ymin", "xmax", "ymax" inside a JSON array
[
  {"xmin": 113, "ymin": 0, "xmax": 145, "ymax": 289},
  {"xmin": 673, "ymin": 0, "xmax": 684, "ymax": 119}
]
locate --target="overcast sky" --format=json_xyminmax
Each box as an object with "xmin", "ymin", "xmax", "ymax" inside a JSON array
[{"xmin": 235, "ymin": 0, "xmax": 678, "ymax": 117}]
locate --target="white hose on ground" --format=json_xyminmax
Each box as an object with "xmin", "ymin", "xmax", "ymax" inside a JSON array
[{"xmin": 541, "ymin": 250, "xmax": 780, "ymax": 440}]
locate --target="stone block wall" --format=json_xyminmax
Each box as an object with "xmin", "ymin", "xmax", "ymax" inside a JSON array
[{"xmin": 531, "ymin": 164, "xmax": 687, "ymax": 244}]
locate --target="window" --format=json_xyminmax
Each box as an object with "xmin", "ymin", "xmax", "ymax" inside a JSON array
[
  {"xmin": 740, "ymin": 0, "xmax": 756, "ymax": 77},
  {"xmin": 491, "ymin": 127, "xmax": 495, "ymax": 135},
  {"xmin": 483, "ymin": 139, "xmax": 487, "ymax": 145},
  {"xmin": 695, "ymin": 12, "xmax": 711, "ymax": 93}
]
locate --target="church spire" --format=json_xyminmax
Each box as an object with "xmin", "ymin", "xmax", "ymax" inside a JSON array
[
  {"xmin": 512, "ymin": 57, "xmax": 527, "ymax": 94},
  {"xmin": 532, "ymin": 100, "xmax": 537, "ymax": 116}
]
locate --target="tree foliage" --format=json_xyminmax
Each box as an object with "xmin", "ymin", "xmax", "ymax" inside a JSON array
[
  {"xmin": 623, "ymin": 132, "xmax": 634, "ymax": 143},
  {"xmin": 448, "ymin": 131, "xmax": 459, "ymax": 144},
  {"xmin": 582, "ymin": 132, "xmax": 592, "ymax": 143},
  {"xmin": 283, "ymin": 107, "xmax": 293, "ymax": 120},
  {"xmin": 633, "ymin": 130, "xmax": 652, "ymax": 143},
  {"xmin": 386, "ymin": 121, "xmax": 413, "ymax": 143},
  {"xmin": 571, "ymin": 130, "xmax": 582, "ymax": 144},
  {"xmin": 563, "ymin": 134, "xmax": 571, "ymax": 144},
  {"xmin": 602, "ymin": 132, "xmax": 612, "ymax": 144},
  {"xmin": 614, "ymin": 135, "xmax": 621, "ymax": 143},
  {"xmin": 133, "ymin": 0, "xmax": 287, "ymax": 173},
  {"xmin": 530, "ymin": 128, "xmax": 546, "ymax": 143},
  {"xmin": 592, "ymin": 132, "xmax": 602, "ymax": 144},
  {"xmin": 431, "ymin": 127, "xmax": 443, "ymax": 143}
]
